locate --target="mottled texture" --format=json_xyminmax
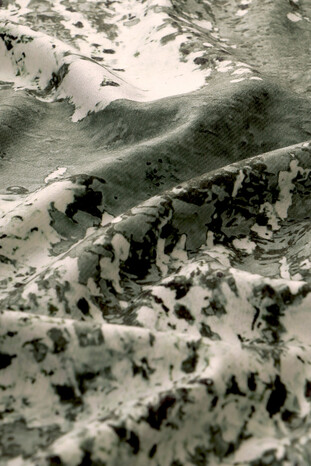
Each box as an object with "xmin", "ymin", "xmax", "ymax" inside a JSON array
[{"xmin": 0, "ymin": 0, "xmax": 311, "ymax": 465}]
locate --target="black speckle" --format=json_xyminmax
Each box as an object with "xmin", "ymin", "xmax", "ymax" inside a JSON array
[
  {"xmin": 48, "ymin": 456, "xmax": 63, "ymax": 465},
  {"xmin": 194, "ymin": 56, "xmax": 209, "ymax": 65},
  {"xmin": 305, "ymin": 380, "xmax": 311, "ymax": 398},
  {"xmin": 77, "ymin": 298, "xmax": 90, "ymax": 316},
  {"xmin": 226, "ymin": 376, "xmax": 245, "ymax": 396},
  {"xmin": 0, "ymin": 352, "xmax": 16, "ymax": 369},
  {"xmin": 0, "ymin": 33, "xmax": 17, "ymax": 51},
  {"xmin": 100, "ymin": 79, "xmax": 120, "ymax": 87},
  {"xmin": 174, "ymin": 304, "xmax": 194, "ymax": 322},
  {"xmin": 73, "ymin": 21, "xmax": 84, "ymax": 28},
  {"xmin": 132, "ymin": 357, "xmax": 155, "ymax": 380},
  {"xmin": 53, "ymin": 385, "xmax": 82, "ymax": 406},
  {"xmin": 210, "ymin": 396, "xmax": 218, "ymax": 408},
  {"xmin": 111, "ymin": 426, "xmax": 140, "ymax": 454},
  {"xmin": 154, "ymin": 295, "xmax": 170, "ymax": 313},
  {"xmin": 248, "ymin": 372, "xmax": 257, "ymax": 391},
  {"xmin": 281, "ymin": 409, "xmax": 295, "ymax": 422},
  {"xmin": 46, "ymin": 63, "xmax": 69, "ymax": 91},
  {"xmin": 127, "ymin": 431, "xmax": 140, "ymax": 454},
  {"xmin": 65, "ymin": 186, "xmax": 102, "ymax": 219},
  {"xmin": 77, "ymin": 371, "xmax": 98, "ymax": 394},
  {"xmin": 103, "ymin": 48, "xmax": 116, "ymax": 54},
  {"xmin": 48, "ymin": 303, "xmax": 59, "ymax": 315},
  {"xmin": 149, "ymin": 333, "xmax": 155, "ymax": 346},
  {"xmin": 266, "ymin": 376, "xmax": 287, "ymax": 417},
  {"xmin": 112, "ymin": 426, "xmax": 126, "ymax": 439},
  {"xmin": 174, "ymin": 282, "xmax": 190, "ymax": 299},
  {"xmin": 181, "ymin": 353, "xmax": 198, "ymax": 373},
  {"xmin": 251, "ymin": 306, "xmax": 260, "ymax": 330},
  {"xmin": 200, "ymin": 322, "xmax": 221, "ymax": 340},
  {"xmin": 144, "ymin": 395, "xmax": 176, "ymax": 429},
  {"xmin": 149, "ymin": 444, "xmax": 157, "ymax": 458}
]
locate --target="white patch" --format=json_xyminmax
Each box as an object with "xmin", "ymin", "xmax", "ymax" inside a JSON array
[
  {"xmin": 194, "ymin": 19, "xmax": 213, "ymax": 31},
  {"xmin": 251, "ymin": 223, "xmax": 273, "ymax": 239},
  {"xmin": 57, "ymin": 57, "xmax": 146, "ymax": 122},
  {"xmin": 136, "ymin": 305, "xmax": 157, "ymax": 328},
  {"xmin": 230, "ymin": 78, "xmax": 246, "ymax": 83},
  {"xmin": 156, "ymin": 237, "xmax": 169, "ymax": 276},
  {"xmin": 232, "ymin": 237, "xmax": 257, "ymax": 254},
  {"xmin": 236, "ymin": 62, "xmax": 251, "ymax": 68},
  {"xmin": 44, "ymin": 167, "xmax": 67, "ymax": 183},
  {"xmin": 216, "ymin": 60, "xmax": 233, "ymax": 73},
  {"xmin": 236, "ymin": 9, "xmax": 248, "ymax": 17},
  {"xmin": 43, "ymin": 180, "xmax": 76, "ymax": 214},
  {"xmin": 300, "ymin": 258, "xmax": 311, "ymax": 270},
  {"xmin": 100, "ymin": 212, "xmax": 115, "ymax": 227},
  {"xmin": 170, "ymin": 234, "xmax": 188, "ymax": 263},
  {"xmin": 275, "ymin": 159, "xmax": 302, "ymax": 220},
  {"xmin": 234, "ymin": 438, "xmax": 287, "ymax": 463},
  {"xmin": 150, "ymin": 285, "xmax": 176, "ymax": 313},
  {"xmin": 279, "ymin": 257, "xmax": 291, "ymax": 279},
  {"xmin": 205, "ymin": 231, "xmax": 214, "ymax": 248},
  {"xmin": 100, "ymin": 233, "xmax": 130, "ymax": 293},
  {"xmin": 232, "ymin": 170, "xmax": 245, "ymax": 197},
  {"xmin": 287, "ymin": 12, "xmax": 302, "ymax": 22},
  {"xmin": 204, "ymin": 245, "xmax": 233, "ymax": 268},
  {"xmin": 232, "ymin": 68, "xmax": 252, "ymax": 75},
  {"xmin": 47, "ymin": 433, "xmax": 84, "ymax": 466},
  {"xmin": 171, "ymin": 186, "xmax": 185, "ymax": 195},
  {"xmin": 0, "ymin": 3, "xmax": 212, "ymax": 121},
  {"xmin": 249, "ymin": 76, "xmax": 263, "ymax": 81}
]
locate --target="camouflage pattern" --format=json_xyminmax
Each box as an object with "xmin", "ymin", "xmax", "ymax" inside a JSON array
[{"xmin": 0, "ymin": 0, "xmax": 311, "ymax": 464}]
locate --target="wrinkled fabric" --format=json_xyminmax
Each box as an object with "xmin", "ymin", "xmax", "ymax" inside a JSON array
[{"xmin": 0, "ymin": 0, "xmax": 311, "ymax": 464}]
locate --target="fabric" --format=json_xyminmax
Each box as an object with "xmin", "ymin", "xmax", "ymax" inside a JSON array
[{"xmin": 0, "ymin": 0, "xmax": 311, "ymax": 464}]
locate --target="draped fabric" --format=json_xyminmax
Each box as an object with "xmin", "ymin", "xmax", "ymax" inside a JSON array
[{"xmin": 0, "ymin": 0, "xmax": 311, "ymax": 464}]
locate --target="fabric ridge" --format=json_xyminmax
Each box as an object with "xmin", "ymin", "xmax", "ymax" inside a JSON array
[{"xmin": 0, "ymin": 0, "xmax": 311, "ymax": 464}]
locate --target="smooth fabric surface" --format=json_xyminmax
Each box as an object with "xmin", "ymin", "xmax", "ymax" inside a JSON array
[{"xmin": 0, "ymin": 0, "xmax": 311, "ymax": 464}]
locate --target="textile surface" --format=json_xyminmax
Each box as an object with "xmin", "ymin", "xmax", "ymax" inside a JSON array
[{"xmin": 0, "ymin": 0, "xmax": 311, "ymax": 464}]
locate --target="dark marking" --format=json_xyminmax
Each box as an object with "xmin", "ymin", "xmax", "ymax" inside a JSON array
[
  {"xmin": 47, "ymin": 328, "xmax": 68, "ymax": 353},
  {"xmin": 266, "ymin": 376, "xmax": 287, "ymax": 417},
  {"xmin": 77, "ymin": 298, "xmax": 90, "ymax": 316},
  {"xmin": 144, "ymin": 395, "xmax": 176, "ymax": 430},
  {"xmin": 0, "ymin": 352, "xmax": 16, "ymax": 369},
  {"xmin": 53, "ymin": 385, "xmax": 82, "ymax": 406}
]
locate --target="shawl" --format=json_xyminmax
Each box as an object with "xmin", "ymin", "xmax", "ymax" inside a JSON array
[{"xmin": 0, "ymin": 0, "xmax": 311, "ymax": 464}]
